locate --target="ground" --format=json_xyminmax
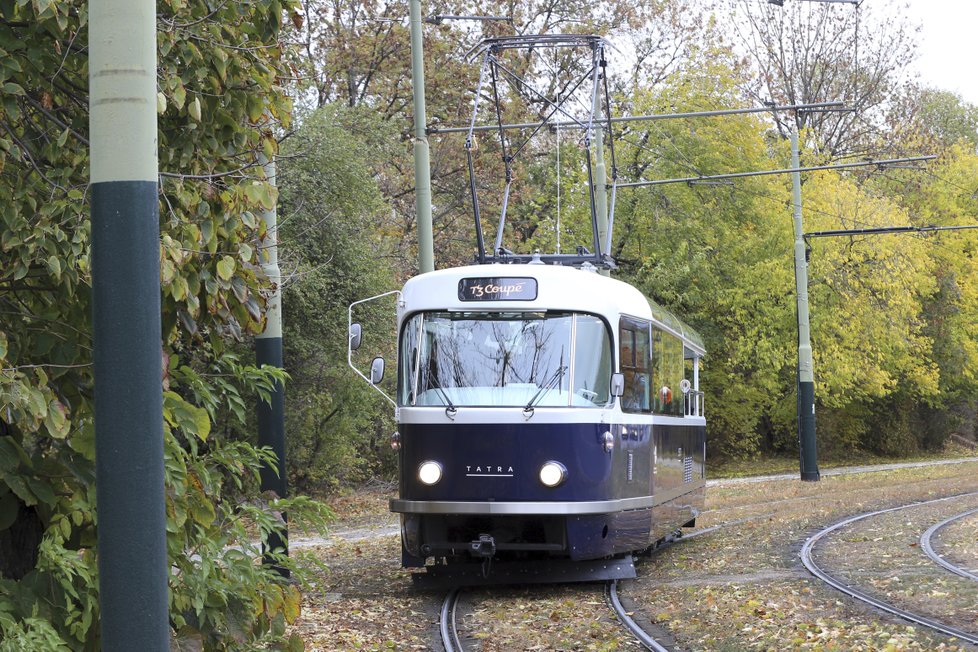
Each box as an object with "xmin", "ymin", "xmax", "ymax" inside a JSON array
[{"xmin": 287, "ymin": 457, "xmax": 978, "ymax": 651}]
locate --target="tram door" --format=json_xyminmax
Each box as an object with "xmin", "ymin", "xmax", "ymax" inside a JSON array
[
  {"xmin": 618, "ymin": 318, "xmax": 653, "ymax": 500},
  {"xmin": 651, "ymin": 325, "xmax": 689, "ymax": 529}
]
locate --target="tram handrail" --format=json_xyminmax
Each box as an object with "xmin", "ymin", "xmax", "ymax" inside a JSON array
[{"xmin": 684, "ymin": 390, "xmax": 704, "ymax": 418}]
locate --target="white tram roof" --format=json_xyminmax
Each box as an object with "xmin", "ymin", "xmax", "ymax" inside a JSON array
[{"xmin": 399, "ymin": 263, "xmax": 706, "ymax": 357}]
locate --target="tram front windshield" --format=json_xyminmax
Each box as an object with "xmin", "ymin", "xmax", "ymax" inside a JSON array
[{"xmin": 399, "ymin": 311, "xmax": 613, "ymax": 408}]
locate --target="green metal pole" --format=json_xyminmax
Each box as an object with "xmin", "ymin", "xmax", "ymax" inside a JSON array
[
  {"xmin": 90, "ymin": 0, "xmax": 169, "ymax": 647},
  {"xmin": 791, "ymin": 129, "xmax": 819, "ymax": 482},
  {"xmin": 409, "ymin": 0, "xmax": 434, "ymax": 273},
  {"xmin": 255, "ymin": 156, "xmax": 288, "ymax": 576}
]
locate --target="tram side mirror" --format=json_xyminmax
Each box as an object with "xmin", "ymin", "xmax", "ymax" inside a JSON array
[
  {"xmin": 370, "ymin": 357, "xmax": 385, "ymax": 385},
  {"xmin": 610, "ymin": 373, "xmax": 625, "ymax": 398},
  {"xmin": 349, "ymin": 323, "xmax": 362, "ymax": 351}
]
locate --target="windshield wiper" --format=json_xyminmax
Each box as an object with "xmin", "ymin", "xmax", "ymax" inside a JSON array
[
  {"xmin": 524, "ymin": 365, "xmax": 567, "ymax": 412},
  {"xmin": 433, "ymin": 385, "xmax": 455, "ymax": 409},
  {"xmin": 433, "ymin": 385, "xmax": 458, "ymax": 418}
]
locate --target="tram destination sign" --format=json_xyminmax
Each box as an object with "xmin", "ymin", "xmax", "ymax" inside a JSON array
[{"xmin": 458, "ymin": 277, "xmax": 538, "ymax": 302}]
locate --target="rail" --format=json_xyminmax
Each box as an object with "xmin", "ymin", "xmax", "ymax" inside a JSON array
[
  {"xmin": 440, "ymin": 588, "xmax": 464, "ymax": 651},
  {"xmin": 606, "ymin": 580, "xmax": 671, "ymax": 651},
  {"xmin": 800, "ymin": 492, "xmax": 978, "ymax": 646}
]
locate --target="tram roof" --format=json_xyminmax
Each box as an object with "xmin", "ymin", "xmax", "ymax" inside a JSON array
[{"xmin": 399, "ymin": 264, "xmax": 706, "ymax": 356}]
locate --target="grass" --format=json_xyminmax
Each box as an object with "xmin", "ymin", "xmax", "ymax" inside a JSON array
[{"xmin": 709, "ymin": 441, "xmax": 977, "ymax": 479}]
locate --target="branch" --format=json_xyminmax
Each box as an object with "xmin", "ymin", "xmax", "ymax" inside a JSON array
[
  {"xmin": 0, "ymin": 119, "xmax": 66, "ymax": 191},
  {"xmin": 158, "ymin": 0, "xmax": 231, "ymax": 31},
  {"xmin": 159, "ymin": 162, "xmax": 259, "ymax": 180},
  {"xmin": 24, "ymin": 94, "xmax": 89, "ymax": 146},
  {"xmin": 186, "ymin": 34, "xmax": 280, "ymax": 53},
  {"xmin": 1, "ymin": 363, "xmax": 92, "ymax": 373}
]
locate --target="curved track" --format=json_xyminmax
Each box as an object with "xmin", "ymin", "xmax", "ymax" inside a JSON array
[
  {"xmin": 438, "ymin": 580, "xmax": 677, "ymax": 651},
  {"xmin": 920, "ymin": 508, "xmax": 978, "ymax": 582},
  {"xmin": 800, "ymin": 492, "xmax": 978, "ymax": 646},
  {"xmin": 606, "ymin": 580, "xmax": 671, "ymax": 651},
  {"xmin": 440, "ymin": 588, "xmax": 464, "ymax": 652}
]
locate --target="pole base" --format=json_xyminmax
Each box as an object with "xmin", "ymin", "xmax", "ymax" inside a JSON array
[{"xmin": 800, "ymin": 471, "xmax": 820, "ymax": 482}]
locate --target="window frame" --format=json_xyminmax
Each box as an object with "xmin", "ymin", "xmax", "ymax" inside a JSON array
[
  {"xmin": 618, "ymin": 316, "xmax": 652, "ymax": 414},
  {"xmin": 396, "ymin": 310, "xmax": 615, "ymax": 408}
]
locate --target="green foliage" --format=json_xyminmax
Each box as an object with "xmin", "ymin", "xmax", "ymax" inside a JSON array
[
  {"xmin": 0, "ymin": 0, "xmax": 332, "ymax": 648},
  {"xmin": 276, "ymin": 105, "xmax": 399, "ymax": 492},
  {"xmin": 590, "ymin": 51, "xmax": 968, "ymax": 461},
  {"xmin": 162, "ymin": 432, "xmax": 329, "ymax": 651}
]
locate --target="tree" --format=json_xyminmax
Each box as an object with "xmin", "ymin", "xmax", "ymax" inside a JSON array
[
  {"xmin": 720, "ymin": 0, "xmax": 920, "ymax": 158},
  {"xmin": 885, "ymin": 84, "xmax": 978, "ymax": 154},
  {"xmin": 276, "ymin": 105, "xmax": 400, "ymax": 493},
  {"xmin": 801, "ymin": 167, "xmax": 940, "ymax": 454},
  {"xmin": 869, "ymin": 145, "xmax": 978, "ymax": 449},
  {"xmin": 0, "ymin": 1, "xmax": 327, "ymax": 648}
]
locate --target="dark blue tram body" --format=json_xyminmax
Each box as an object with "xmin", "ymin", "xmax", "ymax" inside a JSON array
[{"xmin": 354, "ymin": 263, "xmax": 706, "ymax": 568}]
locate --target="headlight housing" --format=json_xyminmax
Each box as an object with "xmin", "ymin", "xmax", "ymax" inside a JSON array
[
  {"xmin": 418, "ymin": 460, "xmax": 443, "ymax": 485},
  {"xmin": 539, "ymin": 461, "xmax": 567, "ymax": 488}
]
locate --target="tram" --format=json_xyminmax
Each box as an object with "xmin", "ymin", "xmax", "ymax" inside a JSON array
[{"xmin": 349, "ymin": 261, "xmax": 705, "ymax": 581}]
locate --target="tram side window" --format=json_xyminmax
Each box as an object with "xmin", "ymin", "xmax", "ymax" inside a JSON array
[
  {"xmin": 619, "ymin": 319, "xmax": 651, "ymax": 413},
  {"xmin": 651, "ymin": 327, "xmax": 684, "ymax": 416}
]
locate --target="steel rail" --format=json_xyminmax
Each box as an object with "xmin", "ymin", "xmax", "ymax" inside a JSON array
[
  {"xmin": 800, "ymin": 492, "xmax": 978, "ymax": 646},
  {"xmin": 440, "ymin": 588, "xmax": 464, "ymax": 652},
  {"xmin": 920, "ymin": 508, "xmax": 978, "ymax": 582},
  {"xmin": 606, "ymin": 580, "xmax": 671, "ymax": 652}
]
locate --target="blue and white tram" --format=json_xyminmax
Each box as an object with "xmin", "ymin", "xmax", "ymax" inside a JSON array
[{"xmin": 351, "ymin": 262, "xmax": 705, "ymax": 578}]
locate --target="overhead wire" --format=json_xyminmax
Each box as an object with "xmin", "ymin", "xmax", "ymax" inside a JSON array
[{"xmin": 703, "ymin": 164, "xmax": 978, "ymax": 304}]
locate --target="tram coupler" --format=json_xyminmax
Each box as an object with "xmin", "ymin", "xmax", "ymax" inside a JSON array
[{"xmin": 470, "ymin": 533, "xmax": 496, "ymax": 558}]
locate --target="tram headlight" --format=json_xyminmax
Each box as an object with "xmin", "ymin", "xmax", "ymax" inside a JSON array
[
  {"xmin": 539, "ymin": 461, "xmax": 567, "ymax": 488},
  {"xmin": 418, "ymin": 461, "xmax": 443, "ymax": 485}
]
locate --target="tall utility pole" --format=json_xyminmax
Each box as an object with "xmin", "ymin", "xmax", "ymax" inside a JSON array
[
  {"xmin": 409, "ymin": 0, "xmax": 434, "ymax": 274},
  {"xmin": 90, "ymin": 0, "xmax": 169, "ymax": 648},
  {"xmin": 791, "ymin": 128, "xmax": 819, "ymax": 482},
  {"xmin": 256, "ymin": 156, "xmax": 289, "ymax": 575}
]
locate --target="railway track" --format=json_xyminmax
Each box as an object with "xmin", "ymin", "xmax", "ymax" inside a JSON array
[
  {"xmin": 920, "ymin": 507, "xmax": 978, "ymax": 582},
  {"xmin": 440, "ymin": 588, "xmax": 464, "ymax": 652},
  {"xmin": 606, "ymin": 579, "xmax": 672, "ymax": 651},
  {"xmin": 438, "ymin": 580, "xmax": 676, "ymax": 651},
  {"xmin": 800, "ymin": 491, "xmax": 978, "ymax": 646}
]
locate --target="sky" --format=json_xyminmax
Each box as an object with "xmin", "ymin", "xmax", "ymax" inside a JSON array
[{"xmin": 902, "ymin": 1, "xmax": 978, "ymax": 105}]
